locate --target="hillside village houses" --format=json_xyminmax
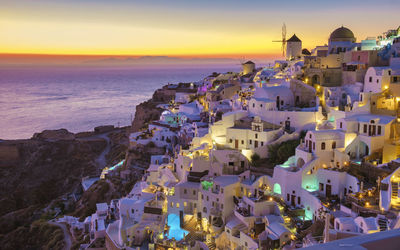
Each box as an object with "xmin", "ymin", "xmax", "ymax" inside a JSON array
[{"xmin": 59, "ymin": 25, "xmax": 400, "ymax": 249}]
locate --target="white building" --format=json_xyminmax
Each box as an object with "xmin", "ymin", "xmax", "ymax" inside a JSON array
[{"xmin": 286, "ymin": 34, "xmax": 302, "ymax": 60}]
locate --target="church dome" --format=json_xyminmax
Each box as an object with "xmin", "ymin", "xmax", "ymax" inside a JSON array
[{"xmin": 329, "ymin": 26, "xmax": 355, "ymax": 42}]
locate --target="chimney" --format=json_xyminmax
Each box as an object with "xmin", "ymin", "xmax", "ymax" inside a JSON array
[{"xmin": 324, "ymin": 213, "xmax": 331, "ymax": 243}]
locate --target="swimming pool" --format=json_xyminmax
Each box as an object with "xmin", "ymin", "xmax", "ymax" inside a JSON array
[{"xmin": 166, "ymin": 213, "xmax": 188, "ymax": 241}]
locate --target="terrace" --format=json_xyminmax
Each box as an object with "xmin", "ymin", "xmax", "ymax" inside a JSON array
[{"xmin": 343, "ymin": 188, "xmax": 382, "ymax": 215}]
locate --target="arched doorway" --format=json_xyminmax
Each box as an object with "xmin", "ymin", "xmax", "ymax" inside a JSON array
[
  {"xmin": 312, "ymin": 75, "xmax": 320, "ymax": 84},
  {"xmin": 297, "ymin": 157, "xmax": 306, "ymax": 168},
  {"xmin": 273, "ymin": 183, "xmax": 282, "ymax": 194}
]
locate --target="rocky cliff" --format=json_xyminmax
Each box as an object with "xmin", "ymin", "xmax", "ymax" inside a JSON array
[
  {"xmin": 0, "ymin": 130, "xmax": 107, "ymax": 249},
  {"xmin": 131, "ymin": 85, "xmax": 176, "ymax": 132}
]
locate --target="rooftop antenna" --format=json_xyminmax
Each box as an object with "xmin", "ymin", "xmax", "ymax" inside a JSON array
[{"xmin": 272, "ymin": 23, "xmax": 287, "ymax": 57}]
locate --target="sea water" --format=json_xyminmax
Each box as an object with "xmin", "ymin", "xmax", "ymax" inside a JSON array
[{"xmin": 0, "ymin": 64, "xmax": 238, "ymax": 139}]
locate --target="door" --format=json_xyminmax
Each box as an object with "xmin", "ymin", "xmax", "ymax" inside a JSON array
[
  {"xmin": 326, "ymin": 184, "xmax": 332, "ymax": 197},
  {"xmin": 235, "ymin": 140, "xmax": 238, "ymax": 149},
  {"xmin": 308, "ymin": 140, "xmax": 312, "ymax": 152},
  {"xmin": 276, "ymin": 96, "xmax": 280, "ymax": 109},
  {"xmin": 255, "ymin": 140, "xmax": 258, "ymax": 148},
  {"xmin": 285, "ymin": 120, "xmax": 291, "ymax": 131},
  {"xmin": 291, "ymin": 195, "xmax": 296, "ymax": 207}
]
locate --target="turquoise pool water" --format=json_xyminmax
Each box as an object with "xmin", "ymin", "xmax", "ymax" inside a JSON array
[{"xmin": 167, "ymin": 213, "xmax": 188, "ymax": 241}]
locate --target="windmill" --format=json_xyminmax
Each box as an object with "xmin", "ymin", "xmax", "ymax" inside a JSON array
[{"xmin": 272, "ymin": 23, "xmax": 287, "ymax": 57}]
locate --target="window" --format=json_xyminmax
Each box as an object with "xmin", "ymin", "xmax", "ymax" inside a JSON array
[
  {"xmin": 241, "ymin": 161, "xmax": 245, "ymax": 168},
  {"xmin": 176, "ymin": 203, "xmax": 180, "ymax": 208},
  {"xmin": 364, "ymin": 124, "xmax": 367, "ymax": 133},
  {"xmin": 249, "ymin": 139, "xmax": 252, "ymax": 144},
  {"xmin": 184, "ymin": 189, "xmax": 187, "ymax": 194},
  {"xmin": 229, "ymin": 162, "xmax": 234, "ymax": 166},
  {"xmin": 319, "ymin": 183, "xmax": 324, "ymax": 191},
  {"xmin": 332, "ymin": 141, "xmax": 336, "ymax": 149},
  {"xmin": 221, "ymin": 204, "xmax": 223, "ymax": 209},
  {"xmin": 377, "ymin": 79, "xmax": 379, "ymax": 83},
  {"xmin": 313, "ymin": 142, "xmax": 315, "ymax": 150},
  {"xmin": 255, "ymin": 133, "xmax": 258, "ymax": 139},
  {"xmin": 184, "ymin": 202, "xmax": 187, "ymax": 207},
  {"xmin": 287, "ymin": 193, "xmax": 290, "ymax": 201},
  {"xmin": 229, "ymin": 139, "xmax": 232, "ymax": 143},
  {"xmin": 203, "ymin": 207, "xmax": 207, "ymax": 213},
  {"xmin": 389, "ymin": 70, "xmax": 392, "ymax": 76},
  {"xmin": 221, "ymin": 188, "xmax": 224, "ymax": 193},
  {"xmin": 252, "ymin": 103, "xmax": 255, "ymax": 108},
  {"xmin": 241, "ymin": 140, "xmax": 244, "ymax": 144},
  {"xmin": 298, "ymin": 196, "xmax": 301, "ymax": 204},
  {"xmin": 340, "ymin": 122, "xmax": 342, "ymax": 129},
  {"xmin": 261, "ymin": 142, "xmax": 264, "ymax": 146},
  {"xmin": 207, "ymin": 196, "xmax": 209, "ymax": 201},
  {"xmin": 260, "ymin": 104, "xmax": 263, "ymax": 108},
  {"xmin": 201, "ymin": 194, "xmax": 204, "ymax": 199},
  {"xmin": 321, "ymin": 142, "xmax": 325, "ymax": 150},
  {"xmin": 378, "ymin": 126, "xmax": 382, "ymax": 135},
  {"xmin": 193, "ymin": 190, "xmax": 196, "ymax": 195}
]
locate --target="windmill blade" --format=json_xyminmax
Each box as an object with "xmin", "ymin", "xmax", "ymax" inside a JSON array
[{"xmin": 282, "ymin": 23, "xmax": 287, "ymax": 41}]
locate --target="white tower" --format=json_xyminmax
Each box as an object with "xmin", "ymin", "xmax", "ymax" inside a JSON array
[{"xmin": 286, "ymin": 34, "xmax": 302, "ymax": 60}]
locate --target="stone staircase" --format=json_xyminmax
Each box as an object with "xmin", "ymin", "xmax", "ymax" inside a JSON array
[
  {"xmin": 377, "ymin": 217, "xmax": 388, "ymax": 231},
  {"xmin": 206, "ymin": 238, "xmax": 216, "ymax": 250},
  {"xmin": 391, "ymin": 182, "xmax": 400, "ymax": 210},
  {"xmin": 392, "ymin": 182, "xmax": 398, "ymax": 198}
]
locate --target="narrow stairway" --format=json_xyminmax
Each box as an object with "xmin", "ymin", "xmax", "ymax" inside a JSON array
[{"xmin": 377, "ymin": 217, "xmax": 388, "ymax": 231}]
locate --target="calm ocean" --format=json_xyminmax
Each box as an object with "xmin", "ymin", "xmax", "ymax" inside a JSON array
[{"xmin": 0, "ymin": 64, "xmax": 238, "ymax": 139}]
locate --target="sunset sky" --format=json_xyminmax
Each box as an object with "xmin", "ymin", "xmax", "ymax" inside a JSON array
[{"xmin": 1, "ymin": 0, "xmax": 399, "ymax": 59}]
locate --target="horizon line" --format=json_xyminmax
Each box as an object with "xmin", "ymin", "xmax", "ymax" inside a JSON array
[{"xmin": 0, "ymin": 52, "xmax": 282, "ymax": 59}]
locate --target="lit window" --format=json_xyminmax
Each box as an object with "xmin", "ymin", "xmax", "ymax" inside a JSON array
[{"xmin": 176, "ymin": 203, "xmax": 180, "ymax": 208}]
